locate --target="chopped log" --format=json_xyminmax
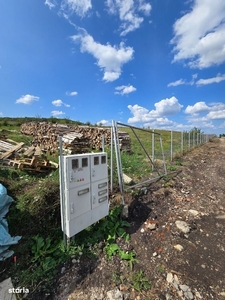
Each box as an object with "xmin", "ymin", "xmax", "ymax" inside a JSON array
[{"xmin": 20, "ymin": 122, "xmax": 131, "ymax": 154}]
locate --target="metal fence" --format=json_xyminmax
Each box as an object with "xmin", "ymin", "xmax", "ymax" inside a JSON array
[
  {"xmin": 110, "ymin": 121, "xmax": 167, "ymax": 193},
  {"xmin": 109, "ymin": 121, "xmax": 216, "ymax": 193},
  {"xmin": 154, "ymin": 130, "xmax": 216, "ymax": 161}
]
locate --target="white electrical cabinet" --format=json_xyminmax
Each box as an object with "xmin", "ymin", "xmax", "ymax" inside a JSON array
[{"xmin": 60, "ymin": 152, "xmax": 109, "ymax": 238}]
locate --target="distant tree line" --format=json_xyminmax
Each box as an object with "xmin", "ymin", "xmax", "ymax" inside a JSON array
[{"xmin": 0, "ymin": 117, "xmax": 85, "ymax": 127}]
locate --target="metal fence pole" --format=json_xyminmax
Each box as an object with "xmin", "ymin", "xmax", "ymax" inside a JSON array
[
  {"xmin": 59, "ymin": 136, "xmax": 66, "ymax": 247},
  {"xmin": 160, "ymin": 135, "xmax": 167, "ymax": 175},
  {"xmin": 188, "ymin": 132, "xmax": 190, "ymax": 150},
  {"xmin": 152, "ymin": 129, "xmax": 154, "ymax": 171},
  {"xmin": 102, "ymin": 134, "xmax": 105, "ymax": 152},
  {"xmin": 112, "ymin": 120, "xmax": 124, "ymax": 194},
  {"xmin": 181, "ymin": 131, "xmax": 184, "ymax": 154},
  {"xmin": 110, "ymin": 127, "xmax": 114, "ymax": 193},
  {"xmin": 171, "ymin": 130, "xmax": 173, "ymax": 161}
]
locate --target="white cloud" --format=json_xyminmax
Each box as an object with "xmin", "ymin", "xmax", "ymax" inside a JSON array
[
  {"xmin": 15, "ymin": 94, "xmax": 39, "ymax": 105},
  {"xmin": 168, "ymin": 73, "xmax": 199, "ymax": 87},
  {"xmin": 154, "ymin": 97, "xmax": 183, "ymax": 116},
  {"xmin": 51, "ymin": 110, "xmax": 65, "ymax": 116},
  {"xmin": 206, "ymin": 110, "xmax": 225, "ymax": 120},
  {"xmin": 52, "ymin": 99, "xmax": 63, "ymax": 106},
  {"xmin": 144, "ymin": 117, "xmax": 175, "ymax": 128},
  {"xmin": 61, "ymin": 0, "xmax": 92, "ymax": 17},
  {"xmin": 185, "ymin": 102, "xmax": 225, "ymax": 125},
  {"xmin": 96, "ymin": 119, "xmax": 111, "ymax": 126},
  {"xmin": 185, "ymin": 102, "xmax": 210, "ymax": 115},
  {"xmin": 115, "ymin": 84, "xmax": 136, "ymax": 95},
  {"xmin": 0, "ymin": 112, "xmax": 3, "ymax": 116},
  {"xmin": 66, "ymin": 91, "xmax": 78, "ymax": 96},
  {"xmin": 45, "ymin": 0, "xmax": 56, "ymax": 9},
  {"xmin": 196, "ymin": 74, "xmax": 225, "ymax": 86},
  {"xmin": 71, "ymin": 33, "xmax": 134, "ymax": 82},
  {"xmin": 128, "ymin": 96, "xmax": 183, "ymax": 123},
  {"xmin": 171, "ymin": 0, "xmax": 225, "ymax": 68},
  {"xmin": 105, "ymin": 0, "xmax": 151, "ymax": 36},
  {"xmin": 138, "ymin": 0, "xmax": 151, "ymax": 15},
  {"xmin": 52, "ymin": 99, "xmax": 70, "ymax": 107},
  {"xmin": 167, "ymin": 79, "xmax": 186, "ymax": 87}
]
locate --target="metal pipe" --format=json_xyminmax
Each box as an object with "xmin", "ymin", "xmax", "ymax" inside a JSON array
[
  {"xmin": 112, "ymin": 120, "xmax": 124, "ymax": 194},
  {"xmin": 124, "ymin": 175, "xmax": 163, "ymax": 191},
  {"xmin": 59, "ymin": 136, "xmax": 67, "ymax": 247},
  {"xmin": 152, "ymin": 129, "xmax": 154, "ymax": 171},
  {"xmin": 160, "ymin": 135, "xmax": 167, "ymax": 175},
  {"xmin": 110, "ymin": 127, "xmax": 113, "ymax": 193}
]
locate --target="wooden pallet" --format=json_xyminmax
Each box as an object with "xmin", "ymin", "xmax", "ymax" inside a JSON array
[{"xmin": 0, "ymin": 142, "xmax": 24, "ymax": 159}]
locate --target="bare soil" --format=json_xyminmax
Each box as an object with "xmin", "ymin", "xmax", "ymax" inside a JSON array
[{"xmin": 53, "ymin": 137, "xmax": 225, "ymax": 300}]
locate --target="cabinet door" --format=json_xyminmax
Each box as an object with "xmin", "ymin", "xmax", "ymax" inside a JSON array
[
  {"xmin": 90, "ymin": 153, "xmax": 108, "ymax": 182},
  {"xmin": 65, "ymin": 183, "xmax": 91, "ymax": 221},
  {"xmin": 65, "ymin": 155, "xmax": 90, "ymax": 190}
]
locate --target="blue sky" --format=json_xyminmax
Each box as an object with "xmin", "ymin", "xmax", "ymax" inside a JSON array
[{"xmin": 0, "ymin": 0, "xmax": 225, "ymax": 135}]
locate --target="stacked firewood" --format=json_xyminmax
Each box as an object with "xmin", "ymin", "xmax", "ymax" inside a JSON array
[{"xmin": 20, "ymin": 122, "xmax": 131, "ymax": 153}]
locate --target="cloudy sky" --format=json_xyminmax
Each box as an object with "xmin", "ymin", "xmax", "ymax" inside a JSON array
[{"xmin": 0, "ymin": 0, "xmax": 225, "ymax": 134}]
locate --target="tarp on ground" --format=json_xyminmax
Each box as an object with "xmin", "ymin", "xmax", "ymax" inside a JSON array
[{"xmin": 0, "ymin": 183, "xmax": 21, "ymax": 261}]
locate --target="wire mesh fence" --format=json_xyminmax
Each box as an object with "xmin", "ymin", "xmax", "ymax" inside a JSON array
[
  {"xmin": 110, "ymin": 122, "xmax": 166, "ymax": 191},
  {"xmin": 109, "ymin": 122, "xmax": 216, "ymax": 192},
  {"xmin": 153, "ymin": 129, "xmax": 215, "ymax": 161}
]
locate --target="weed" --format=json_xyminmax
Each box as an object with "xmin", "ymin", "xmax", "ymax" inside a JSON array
[
  {"xmin": 31, "ymin": 235, "xmax": 62, "ymax": 262},
  {"xmin": 131, "ymin": 270, "xmax": 151, "ymax": 292},
  {"xmin": 119, "ymin": 250, "xmax": 138, "ymax": 270},
  {"xmin": 157, "ymin": 264, "xmax": 165, "ymax": 273},
  {"xmin": 167, "ymin": 165, "xmax": 176, "ymax": 171},
  {"xmin": 104, "ymin": 243, "xmax": 120, "ymax": 259},
  {"xmin": 175, "ymin": 161, "xmax": 182, "ymax": 166}
]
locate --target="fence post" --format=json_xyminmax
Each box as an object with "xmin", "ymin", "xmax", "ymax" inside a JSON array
[
  {"xmin": 188, "ymin": 131, "xmax": 190, "ymax": 150},
  {"xmin": 181, "ymin": 131, "xmax": 184, "ymax": 155},
  {"xmin": 171, "ymin": 130, "xmax": 173, "ymax": 161},
  {"xmin": 152, "ymin": 129, "xmax": 154, "ymax": 171},
  {"xmin": 110, "ymin": 127, "xmax": 114, "ymax": 193}
]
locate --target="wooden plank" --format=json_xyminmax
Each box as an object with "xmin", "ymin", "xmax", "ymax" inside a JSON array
[
  {"xmin": 0, "ymin": 140, "xmax": 14, "ymax": 151},
  {"xmin": 6, "ymin": 139, "xmax": 20, "ymax": 145},
  {"xmin": 0, "ymin": 142, "xmax": 24, "ymax": 159},
  {"xmin": 23, "ymin": 146, "xmax": 35, "ymax": 157},
  {"xmin": 34, "ymin": 146, "xmax": 42, "ymax": 157}
]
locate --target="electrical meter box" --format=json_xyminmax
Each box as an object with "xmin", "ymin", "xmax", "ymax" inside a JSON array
[{"xmin": 60, "ymin": 152, "xmax": 109, "ymax": 238}]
